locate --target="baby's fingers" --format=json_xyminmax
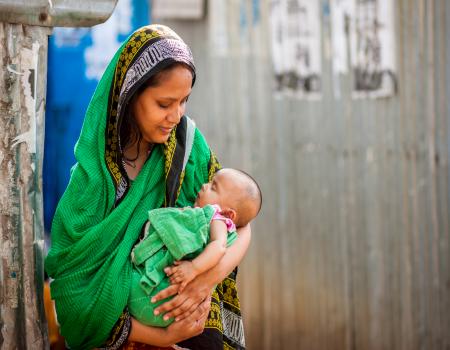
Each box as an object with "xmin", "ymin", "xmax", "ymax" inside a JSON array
[
  {"xmin": 170, "ymin": 275, "xmax": 183, "ymax": 284},
  {"xmin": 174, "ymin": 270, "xmax": 185, "ymax": 278},
  {"xmin": 164, "ymin": 266, "xmax": 177, "ymax": 276}
]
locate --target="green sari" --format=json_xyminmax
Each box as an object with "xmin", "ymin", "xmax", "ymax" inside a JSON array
[{"xmin": 45, "ymin": 25, "xmax": 244, "ymax": 350}]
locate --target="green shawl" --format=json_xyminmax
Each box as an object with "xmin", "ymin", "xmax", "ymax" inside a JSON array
[{"xmin": 44, "ymin": 25, "xmax": 218, "ymax": 349}]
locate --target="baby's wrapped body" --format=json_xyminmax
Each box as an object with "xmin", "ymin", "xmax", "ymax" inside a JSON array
[{"xmin": 129, "ymin": 204, "xmax": 237, "ymax": 326}]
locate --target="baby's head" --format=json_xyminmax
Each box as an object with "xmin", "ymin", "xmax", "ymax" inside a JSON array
[{"xmin": 194, "ymin": 168, "xmax": 262, "ymax": 227}]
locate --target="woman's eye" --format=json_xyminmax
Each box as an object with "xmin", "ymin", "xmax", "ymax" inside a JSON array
[{"xmin": 158, "ymin": 103, "xmax": 170, "ymax": 109}]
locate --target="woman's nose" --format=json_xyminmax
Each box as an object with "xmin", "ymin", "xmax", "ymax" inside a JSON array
[{"xmin": 167, "ymin": 104, "xmax": 183, "ymax": 123}]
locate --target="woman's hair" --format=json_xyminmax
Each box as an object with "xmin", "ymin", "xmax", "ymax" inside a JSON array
[{"xmin": 120, "ymin": 61, "xmax": 195, "ymax": 154}]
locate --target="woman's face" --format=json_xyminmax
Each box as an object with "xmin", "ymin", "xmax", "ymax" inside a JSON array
[{"xmin": 131, "ymin": 65, "xmax": 193, "ymax": 144}]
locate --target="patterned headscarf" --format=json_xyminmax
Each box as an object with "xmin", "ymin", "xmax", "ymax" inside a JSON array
[{"xmin": 105, "ymin": 24, "xmax": 196, "ymax": 205}]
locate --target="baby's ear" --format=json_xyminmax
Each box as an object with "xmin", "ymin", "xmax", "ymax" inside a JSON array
[{"xmin": 221, "ymin": 208, "xmax": 237, "ymax": 222}]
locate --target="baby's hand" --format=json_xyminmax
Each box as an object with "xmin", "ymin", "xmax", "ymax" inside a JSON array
[{"xmin": 165, "ymin": 260, "xmax": 198, "ymax": 293}]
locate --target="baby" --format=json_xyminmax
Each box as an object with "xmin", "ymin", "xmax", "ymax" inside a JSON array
[{"xmin": 128, "ymin": 168, "xmax": 262, "ymax": 327}]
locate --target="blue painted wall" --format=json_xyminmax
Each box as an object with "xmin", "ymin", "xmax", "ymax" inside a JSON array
[{"xmin": 43, "ymin": 0, "xmax": 150, "ymax": 232}]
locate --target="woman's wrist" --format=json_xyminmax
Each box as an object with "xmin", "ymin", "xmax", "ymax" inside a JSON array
[{"xmin": 160, "ymin": 328, "xmax": 176, "ymax": 348}]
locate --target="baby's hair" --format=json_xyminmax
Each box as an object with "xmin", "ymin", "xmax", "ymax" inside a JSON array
[{"xmin": 220, "ymin": 168, "xmax": 262, "ymax": 227}]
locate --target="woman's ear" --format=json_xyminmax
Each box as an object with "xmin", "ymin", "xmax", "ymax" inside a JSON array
[{"xmin": 221, "ymin": 208, "xmax": 237, "ymax": 222}]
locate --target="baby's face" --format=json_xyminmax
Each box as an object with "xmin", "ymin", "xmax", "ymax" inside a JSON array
[{"xmin": 194, "ymin": 170, "xmax": 236, "ymax": 208}]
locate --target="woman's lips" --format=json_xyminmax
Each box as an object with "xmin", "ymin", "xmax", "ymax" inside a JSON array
[{"xmin": 159, "ymin": 126, "xmax": 173, "ymax": 134}]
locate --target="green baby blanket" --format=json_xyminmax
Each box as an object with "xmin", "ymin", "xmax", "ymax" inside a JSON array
[{"xmin": 128, "ymin": 204, "xmax": 237, "ymax": 326}]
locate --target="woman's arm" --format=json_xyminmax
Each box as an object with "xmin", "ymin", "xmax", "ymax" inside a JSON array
[
  {"xmin": 128, "ymin": 296, "xmax": 211, "ymax": 346},
  {"xmin": 151, "ymin": 224, "xmax": 252, "ymax": 321}
]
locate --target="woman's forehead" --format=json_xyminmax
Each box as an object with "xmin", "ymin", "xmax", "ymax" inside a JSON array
[{"xmin": 145, "ymin": 67, "xmax": 193, "ymax": 96}]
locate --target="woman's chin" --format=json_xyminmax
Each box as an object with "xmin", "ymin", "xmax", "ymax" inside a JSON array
[{"xmin": 147, "ymin": 134, "xmax": 170, "ymax": 144}]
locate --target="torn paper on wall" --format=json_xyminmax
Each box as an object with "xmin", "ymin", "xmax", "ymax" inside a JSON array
[
  {"xmin": 330, "ymin": 0, "xmax": 397, "ymax": 99},
  {"xmin": 330, "ymin": 0, "xmax": 354, "ymax": 75},
  {"xmin": 350, "ymin": 0, "xmax": 397, "ymax": 98},
  {"xmin": 269, "ymin": 0, "xmax": 322, "ymax": 99}
]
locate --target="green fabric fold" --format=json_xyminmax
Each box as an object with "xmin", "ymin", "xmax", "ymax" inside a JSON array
[{"xmin": 147, "ymin": 205, "xmax": 214, "ymax": 259}]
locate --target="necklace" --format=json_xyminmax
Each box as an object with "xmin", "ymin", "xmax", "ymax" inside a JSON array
[
  {"xmin": 123, "ymin": 158, "xmax": 137, "ymax": 168},
  {"xmin": 123, "ymin": 144, "xmax": 153, "ymax": 169}
]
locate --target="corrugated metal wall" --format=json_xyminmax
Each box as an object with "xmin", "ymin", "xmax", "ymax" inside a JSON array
[{"xmin": 157, "ymin": 0, "xmax": 450, "ymax": 349}]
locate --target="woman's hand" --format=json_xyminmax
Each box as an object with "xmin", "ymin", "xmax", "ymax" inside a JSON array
[
  {"xmin": 152, "ymin": 272, "xmax": 215, "ymax": 322},
  {"xmin": 165, "ymin": 295, "xmax": 211, "ymax": 343},
  {"xmin": 129, "ymin": 296, "xmax": 211, "ymax": 346}
]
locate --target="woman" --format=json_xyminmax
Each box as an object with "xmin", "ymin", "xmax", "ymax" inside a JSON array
[{"xmin": 45, "ymin": 24, "xmax": 251, "ymax": 350}]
